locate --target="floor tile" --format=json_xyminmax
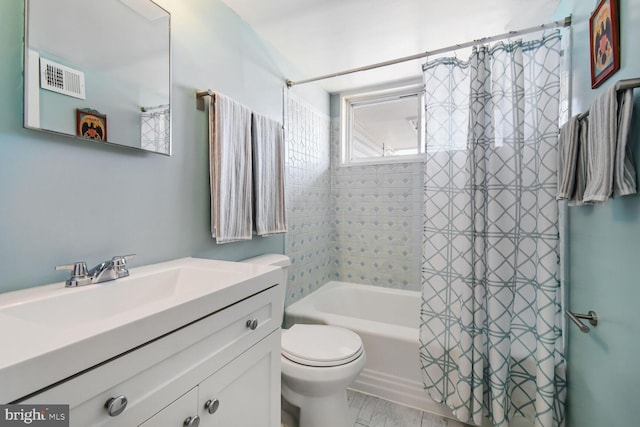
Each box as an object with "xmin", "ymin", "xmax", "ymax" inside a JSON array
[
  {"xmin": 346, "ymin": 390, "xmax": 452, "ymax": 427},
  {"xmin": 284, "ymin": 390, "xmax": 458, "ymax": 427}
]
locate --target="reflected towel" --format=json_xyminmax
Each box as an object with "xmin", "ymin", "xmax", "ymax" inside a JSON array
[
  {"xmin": 209, "ymin": 93, "xmax": 253, "ymax": 243},
  {"xmin": 583, "ymin": 85, "xmax": 637, "ymax": 203},
  {"xmin": 556, "ymin": 115, "xmax": 580, "ymax": 200},
  {"xmin": 252, "ymin": 113, "xmax": 286, "ymax": 235}
]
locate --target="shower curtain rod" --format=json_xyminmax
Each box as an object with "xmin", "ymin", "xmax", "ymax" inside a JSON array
[{"xmin": 285, "ymin": 15, "xmax": 572, "ymax": 88}]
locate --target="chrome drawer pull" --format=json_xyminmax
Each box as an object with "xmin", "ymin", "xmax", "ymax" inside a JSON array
[
  {"xmin": 204, "ymin": 398, "xmax": 220, "ymax": 414},
  {"xmin": 246, "ymin": 318, "xmax": 258, "ymax": 330},
  {"xmin": 184, "ymin": 415, "xmax": 200, "ymax": 427},
  {"xmin": 104, "ymin": 395, "xmax": 127, "ymax": 416}
]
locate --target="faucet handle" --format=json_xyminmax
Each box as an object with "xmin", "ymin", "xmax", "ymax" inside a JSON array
[
  {"xmin": 112, "ymin": 254, "xmax": 135, "ymax": 265},
  {"xmin": 56, "ymin": 262, "xmax": 92, "ymax": 287},
  {"xmin": 112, "ymin": 254, "xmax": 135, "ymax": 278}
]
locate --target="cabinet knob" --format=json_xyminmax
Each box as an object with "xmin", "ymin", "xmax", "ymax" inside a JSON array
[
  {"xmin": 204, "ymin": 398, "xmax": 220, "ymax": 414},
  {"xmin": 104, "ymin": 395, "xmax": 128, "ymax": 416},
  {"xmin": 183, "ymin": 415, "xmax": 200, "ymax": 427},
  {"xmin": 246, "ymin": 318, "xmax": 258, "ymax": 330}
]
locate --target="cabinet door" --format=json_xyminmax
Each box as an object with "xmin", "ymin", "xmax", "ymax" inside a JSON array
[
  {"xmin": 198, "ymin": 331, "xmax": 280, "ymax": 427},
  {"xmin": 139, "ymin": 387, "xmax": 199, "ymax": 427}
]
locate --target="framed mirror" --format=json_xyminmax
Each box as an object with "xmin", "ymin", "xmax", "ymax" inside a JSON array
[{"xmin": 24, "ymin": 0, "xmax": 171, "ymax": 155}]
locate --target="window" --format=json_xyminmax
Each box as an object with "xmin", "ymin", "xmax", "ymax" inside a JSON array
[{"xmin": 340, "ymin": 83, "xmax": 425, "ymax": 166}]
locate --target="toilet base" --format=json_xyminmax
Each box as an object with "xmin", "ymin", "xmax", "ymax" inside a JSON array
[{"xmin": 282, "ymin": 382, "xmax": 350, "ymax": 427}]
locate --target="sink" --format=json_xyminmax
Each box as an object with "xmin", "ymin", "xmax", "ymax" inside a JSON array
[
  {"xmin": 2, "ymin": 267, "xmax": 245, "ymax": 328},
  {"xmin": 0, "ymin": 257, "xmax": 281, "ymax": 403}
]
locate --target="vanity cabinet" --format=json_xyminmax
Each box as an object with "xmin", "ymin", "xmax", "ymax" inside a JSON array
[
  {"xmin": 21, "ymin": 283, "xmax": 283, "ymax": 427},
  {"xmin": 139, "ymin": 388, "xmax": 198, "ymax": 427}
]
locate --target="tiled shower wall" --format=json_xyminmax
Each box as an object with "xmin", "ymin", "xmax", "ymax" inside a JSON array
[
  {"xmin": 330, "ymin": 120, "xmax": 423, "ymax": 291},
  {"xmin": 284, "ymin": 94, "xmax": 423, "ymax": 306},
  {"xmin": 284, "ymin": 93, "xmax": 333, "ymax": 305}
]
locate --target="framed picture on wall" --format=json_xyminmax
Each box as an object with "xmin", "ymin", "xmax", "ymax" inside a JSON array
[
  {"xmin": 590, "ymin": 0, "xmax": 620, "ymax": 88},
  {"xmin": 76, "ymin": 108, "xmax": 107, "ymax": 141}
]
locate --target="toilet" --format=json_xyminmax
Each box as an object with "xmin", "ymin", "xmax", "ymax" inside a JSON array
[{"xmin": 242, "ymin": 254, "xmax": 366, "ymax": 427}]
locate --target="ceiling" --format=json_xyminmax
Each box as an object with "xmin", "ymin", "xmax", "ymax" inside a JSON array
[{"xmin": 221, "ymin": 0, "xmax": 562, "ymax": 93}]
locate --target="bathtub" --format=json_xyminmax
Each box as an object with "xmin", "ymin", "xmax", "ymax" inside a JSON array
[{"xmin": 284, "ymin": 281, "xmax": 460, "ymax": 424}]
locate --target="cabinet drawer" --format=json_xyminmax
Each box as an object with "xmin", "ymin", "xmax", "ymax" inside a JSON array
[
  {"xmin": 24, "ymin": 284, "xmax": 282, "ymax": 427},
  {"xmin": 139, "ymin": 387, "xmax": 198, "ymax": 427}
]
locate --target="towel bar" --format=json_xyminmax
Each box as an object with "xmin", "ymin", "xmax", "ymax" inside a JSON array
[
  {"xmin": 195, "ymin": 89, "xmax": 213, "ymax": 111},
  {"xmin": 576, "ymin": 78, "xmax": 640, "ymax": 120},
  {"xmin": 565, "ymin": 310, "xmax": 598, "ymax": 333}
]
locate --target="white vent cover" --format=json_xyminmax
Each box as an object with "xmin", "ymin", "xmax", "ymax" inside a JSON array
[{"xmin": 39, "ymin": 58, "xmax": 86, "ymax": 99}]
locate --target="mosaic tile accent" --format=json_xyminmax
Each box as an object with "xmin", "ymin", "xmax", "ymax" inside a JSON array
[
  {"xmin": 331, "ymin": 120, "xmax": 423, "ymax": 291},
  {"xmin": 284, "ymin": 93, "xmax": 333, "ymax": 305}
]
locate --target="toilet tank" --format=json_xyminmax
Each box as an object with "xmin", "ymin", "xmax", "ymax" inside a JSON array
[
  {"xmin": 242, "ymin": 254, "xmax": 290, "ymax": 326},
  {"xmin": 242, "ymin": 254, "xmax": 290, "ymax": 289},
  {"xmin": 242, "ymin": 254, "xmax": 291, "ymax": 268}
]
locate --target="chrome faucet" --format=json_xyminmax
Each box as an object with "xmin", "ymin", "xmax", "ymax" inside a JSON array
[{"xmin": 56, "ymin": 254, "xmax": 136, "ymax": 287}]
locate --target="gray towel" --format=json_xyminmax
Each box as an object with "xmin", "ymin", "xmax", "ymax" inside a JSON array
[
  {"xmin": 251, "ymin": 113, "xmax": 287, "ymax": 236},
  {"xmin": 556, "ymin": 115, "xmax": 580, "ymax": 200},
  {"xmin": 583, "ymin": 85, "xmax": 617, "ymax": 203},
  {"xmin": 583, "ymin": 85, "xmax": 637, "ymax": 203},
  {"xmin": 209, "ymin": 93, "xmax": 253, "ymax": 243},
  {"xmin": 613, "ymin": 88, "xmax": 637, "ymax": 197},
  {"xmin": 569, "ymin": 117, "xmax": 589, "ymax": 206}
]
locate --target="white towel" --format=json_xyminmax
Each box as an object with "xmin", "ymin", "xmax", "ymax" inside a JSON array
[
  {"xmin": 556, "ymin": 115, "xmax": 580, "ymax": 200},
  {"xmin": 209, "ymin": 93, "xmax": 253, "ymax": 243},
  {"xmin": 583, "ymin": 85, "xmax": 637, "ymax": 203},
  {"xmin": 252, "ymin": 113, "xmax": 287, "ymax": 236}
]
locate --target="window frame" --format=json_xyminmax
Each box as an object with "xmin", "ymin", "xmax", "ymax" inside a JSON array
[{"xmin": 339, "ymin": 82, "xmax": 425, "ymax": 167}]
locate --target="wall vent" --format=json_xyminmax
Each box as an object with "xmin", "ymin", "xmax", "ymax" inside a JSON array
[{"xmin": 39, "ymin": 58, "xmax": 86, "ymax": 99}]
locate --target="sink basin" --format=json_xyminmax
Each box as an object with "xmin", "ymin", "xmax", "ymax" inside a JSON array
[
  {"xmin": 2, "ymin": 267, "xmax": 244, "ymax": 328},
  {"xmin": 0, "ymin": 257, "xmax": 281, "ymax": 403}
]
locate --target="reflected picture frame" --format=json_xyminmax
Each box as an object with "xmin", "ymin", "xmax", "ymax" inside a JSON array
[
  {"xmin": 590, "ymin": 0, "xmax": 620, "ymax": 89},
  {"xmin": 76, "ymin": 108, "xmax": 107, "ymax": 141}
]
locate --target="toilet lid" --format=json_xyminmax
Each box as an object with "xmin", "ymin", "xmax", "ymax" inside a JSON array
[{"xmin": 281, "ymin": 324, "xmax": 363, "ymax": 367}]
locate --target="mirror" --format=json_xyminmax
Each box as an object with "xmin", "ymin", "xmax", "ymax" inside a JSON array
[{"xmin": 24, "ymin": 0, "xmax": 171, "ymax": 155}]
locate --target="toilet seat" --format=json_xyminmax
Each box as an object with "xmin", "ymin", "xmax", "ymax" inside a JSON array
[{"xmin": 281, "ymin": 324, "xmax": 363, "ymax": 367}]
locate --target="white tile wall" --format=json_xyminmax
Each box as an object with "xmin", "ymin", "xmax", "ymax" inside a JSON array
[
  {"xmin": 284, "ymin": 93, "xmax": 333, "ymax": 305},
  {"xmin": 331, "ymin": 120, "xmax": 423, "ymax": 291},
  {"xmin": 284, "ymin": 95, "xmax": 424, "ymax": 306}
]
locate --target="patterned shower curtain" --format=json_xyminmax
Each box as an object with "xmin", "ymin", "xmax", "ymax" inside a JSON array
[
  {"xmin": 141, "ymin": 105, "xmax": 170, "ymax": 153},
  {"xmin": 420, "ymin": 33, "xmax": 566, "ymax": 427}
]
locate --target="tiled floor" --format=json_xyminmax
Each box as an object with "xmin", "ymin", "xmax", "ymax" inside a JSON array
[
  {"xmin": 346, "ymin": 390, "xmax": 453, "ymax": 427},
  {"xmin": 282, "ymin": 390, "xmax": 461, "ymax": 427}
]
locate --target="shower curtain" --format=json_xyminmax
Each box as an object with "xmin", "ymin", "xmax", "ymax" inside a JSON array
[
  {"xmin": 420, "ymin": 33, "xmax": 566, "ymax": 427},
  {"xmin": 141, "ymin": 105, "xmax": 170, "ymax": 153}
]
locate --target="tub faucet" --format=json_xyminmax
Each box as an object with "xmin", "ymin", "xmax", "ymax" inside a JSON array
[{"xmin": 56, "ymin": 254, "xmax": 135, "ymax": 287}]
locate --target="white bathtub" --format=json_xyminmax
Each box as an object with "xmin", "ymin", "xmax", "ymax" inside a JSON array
[{"xmin": 284, "ymin": 281, "xmax": 460, "ymax": 424}]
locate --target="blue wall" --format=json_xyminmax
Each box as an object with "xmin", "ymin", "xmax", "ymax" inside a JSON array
[
  {"xmin": 0, "ymin": 0, "xmax": 328, "ymax": 294},
  {"xmin": 554, "ymin": 1, "xmax": 640, "ymax": 426}
]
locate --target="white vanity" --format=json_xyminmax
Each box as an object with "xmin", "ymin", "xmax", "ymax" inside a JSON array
[{"xmin": 0, "ymin": 257, "xmax": 284, "ymax": 426}]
